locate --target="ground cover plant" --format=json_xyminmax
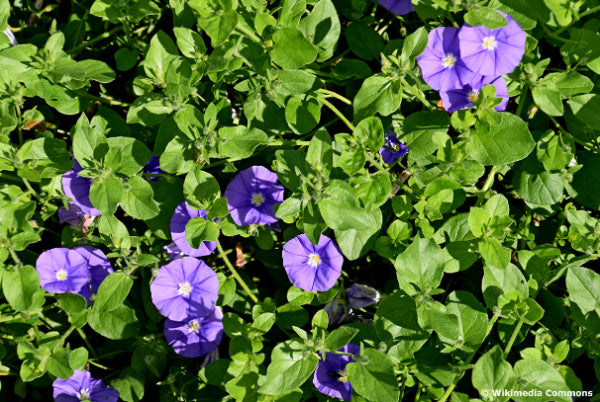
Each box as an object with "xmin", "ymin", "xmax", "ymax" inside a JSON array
[{"xmin": 2, "ymin": 0, "xmax": 600, "ymax": 401}]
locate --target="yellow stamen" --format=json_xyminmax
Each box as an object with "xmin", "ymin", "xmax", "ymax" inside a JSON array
[
  {"xmin": 442, "ymin": 53, "xmax": 456, "ymax": 68},
  {"xmin": 482, "ymin": 36, "xmax": 497, "ymax": 50},
  {"xmin": 251, "ymin": 192, "xmax": 265, "ymax": 206},
  {"xmin": 307, "ymin": 253, "xmax": 321, "ymax": 267},
  {"xmin": 178, "ymin": 281, "xmax": 192, "ymax": 297},
  {"xmin": 55, "ymin": 269, "xmax": 68, "ymax": 281}
]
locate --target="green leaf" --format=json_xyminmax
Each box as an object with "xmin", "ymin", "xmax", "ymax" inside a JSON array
[
  {"xmin": 90, "ymin": 176, "xmax": 123, "ymax": 215},
  {"xmin": 184, "ymin": 168, "xmax": 221, "ymax": 208},
  {"xmin": 285, "ymin": 95, "xmax": 321, "ymax": 134},
  {"xmin": 467, "ymin": 112, "xmax": 535, "ymax": 166},
  {"xmin": 570, "ymin": 151, "xmax": 600, "ymax": 209},
  {"xmin": 438, "ymin": 291, "xmax": 488, "ymax": 351},
  {"xmin": 532, "ymin": 81, "xmax": 563, "ymax": 116},
  {"xmin": 259, "ymin": 339, "xmax": 319, "ymax": 395},
  {"xmin": 274, "ymin": 69, "xmax": 321, "ymax": 97},
  {"xmin": 347, "ymin": 348, "xmax": 400, "ymax": 402},
  {"xmin": 482, "ymin": 263, "xmax": 528, "ymax": 309},
  {"xmin": 198, "ymin": 10, "xmax": 238, "ymax": 46},
  {"xmin": 567, "ymin": 94, "xmax": 600, "ymax": 128},
  {"xmin": 513, "ymin": 360, "xmax": 571, "ymax": 402},
  {"xmin": 2, "ymin": 266, "xmax": 45, "ymax": 312},
  {"xmin": 471, "ymin": 346, "xmax": 516, "ymax": 402},
  {"xmin": 353, "ymin": 75, "xmax": 402, "ymax": 121},
  {"xmin": 479, "ymin": 238, "xmax": 511, "ymax": 270},
  {"xmin": 354, "ymin": 116, "xmax": 384, "ymax": 150},
  {"xmin": 400, "ymin": 27, "xmax": 428, "ymax": 67},
  {"xmin": 318, "ymin": 181, "xmax": 382, "ymax": 260},
  {"xmin": 545, "ymin": 72, "xmax": 593, "ymax": 98},
  {"xmin": 143, "ymin": 31, "xmax": 179, "ymax": 81},
  {"xmin": 297, "ymin": 0, "xmax": 341, "ymax": 62},
  {"xmin": 105, "ymin": 137, "xmax": 152, "ymax": 176},
  {"xmin": 88, "ymin": 304, "xmax": 140, "ymax": 340},
  {"xmin": 536, "ymin": 130, "xmax": 575, "ymax": 172},
  {"xmin": 374, "ymin": 290, "xmax": 431, "ymax": 359},
  {"xmin": 402, "ymin": 111, "xmax": 450, "ymax": 158},
  {"xmin": 464, "ymin": 7, "xmax": 510, "ymax": 29},
  {"xmin": 513, "ymin": 155, "xmax": 564, "ymax": 206},
  {"xmin": 218, "ymin": 126, "xmax": 268, "ymax": 160},
  {"xmin": 185, "ymin": 217, "xmax": 219, "ymax": 248},
  {"xmin": 121, "ymin": 176, "xmax": 160, "ymax": 220},
  {"xmin": 394, "ymin": 237, "xmax": 452, "ymax": 295},
  {"xmin": 271, "ymin": 27, "xmax": 318, "ymax": 69},
  {"xmin": 173, "ymin": 27, "xmax": 207, "ymax": 58},
  {"xmin": 92, "ymin": 272, "xmax": 133, "ymax": 313},
  {"xmin": 325, "ymin": 326, "xmax": 360, "ymax": 351},
  {"xmin": 345, "ymin": 21, "xmax": 384, "ymax": 60},
  {"xmin": 72, "ymin": 114, "xmax": 107, "ymax": 168}
]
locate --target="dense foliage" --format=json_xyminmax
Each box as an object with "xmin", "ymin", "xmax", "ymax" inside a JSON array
[{"xmin": 1, "ymin": 0, "xmax": 600, "ymax": 401}]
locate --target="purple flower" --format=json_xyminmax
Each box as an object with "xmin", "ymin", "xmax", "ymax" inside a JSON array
[
  {"xmin": 376, "ymin": 0, "xmax": 414, "ymax": 15},
  {"xmin": 458, "ymin": 11, "xmax": 526, "ymax": 77},
  {"xmin": 440, "ymin": 75, "xmax": 508, "ymax": 113},
  {"xmin": 61, "ymin": 159, "xmax": 101, "ymax": 217},
  {"xmin": 143, "ymin": 155, "xmax": 165, "ymax": 181},
  {"xmin": 313, "ymin": 343, "xmax": 360, "ymax": 401},
  {"xmin": 53, "ymin": 369, "xmax": 119, "ymax": 402},
  {"xmin": 379, "ymin": 132, "xmax": 408, "ymax": 164},
  {"xmin": 36, "ymin": 248, "xmax": 89, "ymax": 294},
  {"xmin": 150, "ymin": 257, "xmax": 219, "ymax": 322},
  {"xmin": 282, "ymin": 234, "xmax": 343, "ymax": 292},
  {"xmin": 164, "ymin": 308, "xmax": 224, "ymax": 358},
  {"xmin": 324, "ymin": 298, "xmax": 353, "ymax": 327},
  {"xmin": 224, "ymin": 166, "xmax": 284, "ymax": 226},
  {"xmin": 163, "ymin": 242, "xmax": 184, "ymax": 260},
  {"xmin": 170, "ymin": 202, "xmax": 217, "ymax": 257},
  {"xmin": 72, "ymin": 246, "xmax": 114, "ymax": 302},
  {"xmin": 58, "ymin": 203, "xmax": 86, "ymax": 228},
  {"xmin": 346, "ymin": 284, "xmax": 380, "ymax": 309},
  {"xmin": 417, "ymin": 27, "xmax": 478, "ymax": 91}
]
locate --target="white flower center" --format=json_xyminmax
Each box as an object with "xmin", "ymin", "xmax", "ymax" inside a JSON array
[
  {"xmin": 468, "ymin": 90, "xmax": 479, "ymax": 102},
  {"xmin": 178, "ymin": 281, "xmax": 192, "ymax": 297},
  {"xmin": 338, "ymin": 371, "xmax": 349, "ymax": 383},
  {"xmin": 442, "ymin": 53, "xmax": 456, "ymax": 68},
  {"xmin": 188, "ymin": 320, "xmax": 201, "ymax": 333},
  {"xmin": 482, "ymin": 36, "xmax": 497, "ymax": 50},
  {"xmin": 390, "ymin": 142, "xmax": 400, "ymax": 152},
  {"xmin": 55, "ymin": 269, "xmax": 68, "ymax": 281},
  {"xmin": 77, "ymin": 388, "xmax": 90, "ymax": 401},
  {"xmin": 307, "ymin": 253, "xmax": 321, "ymax": 267},
  {"xmin": 251, "ymin": 192, "xmax": 265, "ymax": 206}
]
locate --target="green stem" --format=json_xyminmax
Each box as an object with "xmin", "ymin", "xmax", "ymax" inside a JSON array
[
  {"xmin": 316, "ymin": 95, "xmax": 355, "ymax": 131},
  {"xmin": 503, "ymin": 317, "xmax": 524, "ymax": 359},
  {"xmin": 217, "ymin": 241, "xmax": 259, "ymax": 304},
  {"xmin": 67, "ymin": 25, "xmax": 124, "ymax": 54},
  {"xmin": 401, "ymin": 77, "xmax": 435, "ymax": 110},
  {"xmin": 516, "ymin": 84, "xmax": 529, "ymax": 117},
  {"xmin": 0, "ymin": 173, "xmax": 21, "ymax": 183},
  {"xmin": 76, "ymin": 327, "xmax": 98, "ymax": 359},
  {"xmin": 52, "ymin": 326, "xmax": 75, "ymax": 353},
  {"xmin": 73, "ymin": 90, "xmax": 130, "ymax": 107},
  {"xmin": 268, "ymin": 140, "xmax": 311, "ymax": 147},
  {"xmin": 438, "ymin": 313, "xmax": 500, "ymax": 402},
  {"xmin": 481, "ymin": 166, "xmax": 498, "ymax": 193},
  {"xmin": 8, "ymin": 249, "xmax": 23, "ymax": 268},
  {"xmin": 236, "ymin": 22, "xmax": 262, "ymax": 44},
  {"xmin": 317, "ymin": 88, "xmax": 352, "ymax": 105},
  {"xmin": 365, "ymin": 152, "xmax": 387, "ymax": 174},
  {"xmin": 15, "ymin": 103, "xmax": 23, "ymax": 146},
  {"xmin": 554, "ymin": 5, "xmax": 600, "ymax": 36}
]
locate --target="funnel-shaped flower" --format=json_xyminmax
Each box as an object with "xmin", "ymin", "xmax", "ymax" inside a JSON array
[
  {"xmin": 61, "ymin": 159, "xmax": 101, "ymax": 217},
  {"xmin": 417, "ymin": 27, "xmax": 478, "ymax": 91},
  {"xmin": 313, "ymin": 342, "xmax": 360, "ymax": 401},
  {"xmin": 458, "ymin": 12, "xmax": 526, "ymax": 77},
  {"xmin": 379, "ymin": 132, "xmax": 408, "ymax": 164},
  {"xmin": 224, "ymin": 166, "xmax": 284, "ymax": 226},
  {"xmin": 164, "ymin": 307, "xmax": 224, "ymax": 358},
  {"xmin": 376, "ymin": 0, "xmax": 414, "ymax": 15},
  {"xmin": 440, "ymin": 75, "xmax": 508, "ymax": 113},
  {"xmin": 36, "ymin": 248, "xmax": 89, "ymax": 294},
  {"xmin": 282, "ymin": 234, "xmax": 343, "ymax": 292},
  {"xmin": 53, "ymin": 369, "xmax": 119, "ymax": 402},
  {"xmin": 150, "ymin": 257, "xmax": 219, "ymax": 322}
]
